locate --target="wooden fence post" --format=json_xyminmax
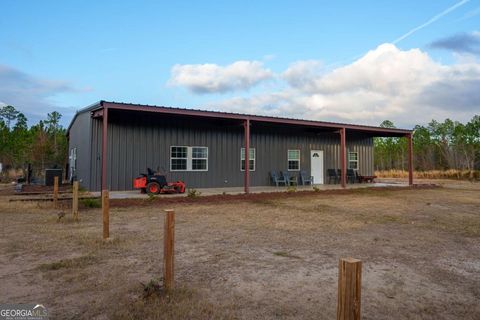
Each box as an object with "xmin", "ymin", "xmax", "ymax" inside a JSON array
[
  {"xmin": 163, "ymin": 209, "xmax": 175, "ymax": 291},
  {"xmin": 72, "ymin": 181, "xmax": 79, "ymax": 221},
  {"xmin": 102, "ymin": 190, "xmax": 109, "ymax": 239},
  {"xmin": 337, "ymin": 258, "xmax": 362, "ymax": 320},
  {"xmin": 53, "ymin": 176, "xmax": 59, "ymax": 208}
]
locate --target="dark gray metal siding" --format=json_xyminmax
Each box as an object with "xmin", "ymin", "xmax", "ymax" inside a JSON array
[
  {"xmin": 90, "ymin": 116, "xmax": 102, "ymax": 191},
  {"xmin": 67, "ymin": 111, "xmax": 92, "ymax": 189},
  {"xmin": 88, "ymin": 111, "xmax": 373, "ymax": 191}
]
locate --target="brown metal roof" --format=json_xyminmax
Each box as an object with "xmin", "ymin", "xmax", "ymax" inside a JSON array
[{"xmin": 68, "ymin": 100, "xmax": 412, "ymax": 137}]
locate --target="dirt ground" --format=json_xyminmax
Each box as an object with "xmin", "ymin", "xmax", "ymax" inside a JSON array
[
  {"xmin": 0, "ymin": 181, "xmax": 479, "ymax": 319},
  {"xmin": 0, "ymin": 183, "xmax": 72, "ymax": 196}
]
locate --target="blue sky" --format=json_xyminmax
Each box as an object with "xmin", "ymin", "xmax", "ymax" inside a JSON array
[{"xmin": 1, "ymin": 0, "xmax": 479, "ymax": 128}]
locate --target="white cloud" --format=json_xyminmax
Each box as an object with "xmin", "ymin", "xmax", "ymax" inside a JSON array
[
  {"xmin": 168, "ymin": 60, "xmax": 273, "ymax": 94},
  {"xmin": 302, "ymin": 44, "xmax": 440, "ymax": 95},
  {"xmin": 210, "ymin": 43, "xmax": 480, "ymax": 128},
  {"xmin": 282, "ymin": 60, "xmax": 323, "ymax": 89}
]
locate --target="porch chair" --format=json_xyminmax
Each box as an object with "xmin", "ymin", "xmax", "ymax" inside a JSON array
[
  {"xmin": 270, "ymin": 171, "xmax": 287, "ymax": 187},
  {"xmin": 327, "ymin": 169, "xmax": 338, "ymax": 184},
  {"xmin": 281, "ymin": 171, "xmax": 298, "ymax": 186},
  {"xmin": 347, "ymin": 169, "xmax": 356, "ymax": 184},
  {"xmin": 300, "ymin": 170, "xmax": 314, "ymax": 185},
  {"xmin": 355, "ymin": 171, "xmax": 361, "ymax": 183},
  {"xmin": 337, "ymin": 169, "xmax": 342, "ymax": 179}
]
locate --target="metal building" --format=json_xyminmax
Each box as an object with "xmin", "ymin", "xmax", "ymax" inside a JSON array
[{"xmin": 67, "ymin": 101, "xmax": 413, "ymax": 192}]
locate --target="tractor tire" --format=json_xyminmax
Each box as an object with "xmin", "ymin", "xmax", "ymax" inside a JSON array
[{"xmin": 147, "ymin": 182, "xmax": 161, "ymax": 195}]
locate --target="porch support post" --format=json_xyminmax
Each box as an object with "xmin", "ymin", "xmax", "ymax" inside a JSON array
[
  {"xmin": 101, "ymin": 106, "xmax": 109, "ymax": 191},
  {"xmin": 340, "ymin": 127, "xmax": 347, "ymax": 188},
  {"xmin": 407, "ymin": 132, "xmax": 413, "ymax": 186},
  {"xmin": 244, "ymin": 119, "xmax": 250, "ymax": 194}
]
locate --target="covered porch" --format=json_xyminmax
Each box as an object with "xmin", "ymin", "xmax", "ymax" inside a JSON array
[
  {"xmin": 241, "ymin": 120, "xmax": 413, "ymax": 193},
  {"xmin": 96, "ymin": 101, "xmax": 414, "ymax": 193}
]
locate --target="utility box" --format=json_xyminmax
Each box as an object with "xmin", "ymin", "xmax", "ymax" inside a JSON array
[{"xmin": 45, "ymin": 169, "xmax": 62, "ymax": 186}]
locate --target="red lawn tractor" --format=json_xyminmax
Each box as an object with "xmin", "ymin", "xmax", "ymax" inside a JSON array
[{"xmin": 133, "ymin": 168, "xmax": 186, "ymax": 195}]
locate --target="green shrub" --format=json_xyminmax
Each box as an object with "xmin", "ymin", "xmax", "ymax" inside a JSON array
[
  {"xmin": 147, "ymin": 193, "xmax": 157, "ymax": 201},
  {"xmin": 187, "ymin": 188, "xmax": 201, "ymax": 198},
  {"xmin": 141, "ymin": 278, "xmax": 163, "ymax": 298},
  {"xmin": 286, "ymin": 186, "xmax": 297, "ymax": 193}
]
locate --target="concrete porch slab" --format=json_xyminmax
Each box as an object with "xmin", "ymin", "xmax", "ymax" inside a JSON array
[{"xmin": 91, "ymin": 180, "xmax": 408, "ymax": 199}]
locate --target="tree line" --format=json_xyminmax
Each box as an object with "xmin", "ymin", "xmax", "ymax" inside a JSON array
[
  {"xmin": 0, "ymin": 105, "xmax": 68, "ymax": 177},
  {"xmin": 374, "ymin": 115, "xmax": 480, "ymax": 173},
  {"xmin": 1, "ymin": 103, "xmax": 479, "ymax": 179}
]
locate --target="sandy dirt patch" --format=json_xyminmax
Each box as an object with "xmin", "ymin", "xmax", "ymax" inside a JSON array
[{"xmin": 0, "ymin": 181, "xmax": 479, "ymax": 319}]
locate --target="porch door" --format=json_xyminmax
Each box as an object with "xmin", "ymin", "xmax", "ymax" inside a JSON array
[{"xmin": 310, "ymin": 150, "xmax": 324, "ymax": 184}]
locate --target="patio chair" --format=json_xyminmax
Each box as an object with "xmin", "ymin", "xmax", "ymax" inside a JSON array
[
  {"xmin": 355, "ymin": 171, "xmax": 361, "ymax": 183},
  {"xmin": 270, "ymin": 171, "xmax": 287, "ymax": 187},
  {"xmin": 336, "ymin": 169, "xmax": 354, "ymax": 184},
  {"xmin": 327, "ymin": 169, "xmax": 338, "ymax": 184},
  {"xmin": 300, "ymin": 170, "xmax": 314, "ymax": 185},
  {"xmin": 336, "ymin": 169, "xmax": 343, "ymax": 183},
  {"xmin": 281, "ymin": 171, "xmax": 298, "ymax": 186},
  {"xmin": 347, "ymin": 169, "xmax": 356, "ymax": 184}
]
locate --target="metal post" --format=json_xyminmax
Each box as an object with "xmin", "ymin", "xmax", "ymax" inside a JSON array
[
  {"xmin": 244, "ymin": 119, "xmax": 250, "ymax": 194},
  {"xmin": 340, "ymin": 128, "xmax": 347, "ymax": 188},
  {"xmin": 101, "ymin": 106, "xmax": 108, "ymax": 191},
  {"xmin": 407, "ymin": 133, "xmax": 413, "ymax": 186}
]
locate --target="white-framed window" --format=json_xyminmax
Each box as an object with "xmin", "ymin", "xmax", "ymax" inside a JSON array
[
  {"xmin": 240, "ymin": 148, "xmax": 255, "ymax": 171},
  {"xmin": 348, "ymin": 151, "xmax": 359, "ymax": 170},
  {"xmin": 288, "ymin": 149, "xmax": 300, "ymax": 171},
  {"xmin": 171, "ymin": 146, "xmax": 188, "ymax": 171},
  {"xmin": 170, "ymin": 146, "xmax": 208, "ymax": 171},
  {"xmin": 192, "ymin": 147, "xmax": 208, "ymax": 171}
]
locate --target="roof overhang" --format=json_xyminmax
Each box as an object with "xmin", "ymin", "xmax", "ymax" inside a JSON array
[{"xmin": 67, "ymin": 100, "xmax": 412, "ymax": 138}]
